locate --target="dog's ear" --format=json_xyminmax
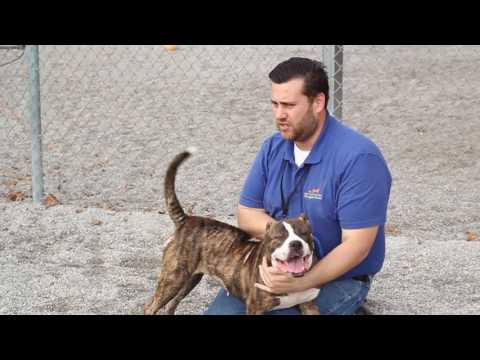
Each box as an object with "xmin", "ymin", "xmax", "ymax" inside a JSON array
[
  {"xmin": 265, "ymin": 221, "xmax": 273, "ymax": 232},
  {"xmin": 265, "ymin": 220, "xmax": 277, "ymax": 232},
  {"xmin": 298, "ymin": 213, "xmax": 309, "ymax": 223}
]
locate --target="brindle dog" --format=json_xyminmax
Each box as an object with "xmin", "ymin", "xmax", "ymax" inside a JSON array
[{"xmin": 144, "ymin": 149, "xmax": 319, "ymax": 315}]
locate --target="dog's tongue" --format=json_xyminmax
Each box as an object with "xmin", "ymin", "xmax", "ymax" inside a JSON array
[{"xmin": 287, "ymin": 257, "xmax": 305, "ymax": 274}]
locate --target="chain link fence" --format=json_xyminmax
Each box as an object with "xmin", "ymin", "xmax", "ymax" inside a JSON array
[
  {"xmin": 2, "ymin": 45, "xmax": 480, "ymax": 236},
  {"xmin": 0, "ymin": 46, "xmax": 30, "ymax": 202},
  {"xmin": 342, "ymin": 45, "xmax": 480, "ymax": 239},
  {"xmin": 1, "ymin": 45, "xmax": 339, "ymax": 213}
]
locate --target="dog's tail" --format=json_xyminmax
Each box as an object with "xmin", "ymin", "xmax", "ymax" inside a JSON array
[{"xmin": 164, "ymin": 147, "xmax": 197, "ymax": 227}]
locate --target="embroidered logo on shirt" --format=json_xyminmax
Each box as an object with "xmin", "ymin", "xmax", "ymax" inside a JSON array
[{"xmin": 304, "ymin": 187, "xmax": 323, "ymax": 200}]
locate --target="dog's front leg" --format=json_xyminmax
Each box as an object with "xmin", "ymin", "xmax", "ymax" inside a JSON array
[
  {"xmin": 246, "ymin": 307, "xmax": 264, "ymax": 315},
  {"xmin": 246, "ymin": 294, "xmax": 280, "ymax": 315},
  {"xmin": 298, "ymin": 300, "xmax": 320, "ymax": 315}
]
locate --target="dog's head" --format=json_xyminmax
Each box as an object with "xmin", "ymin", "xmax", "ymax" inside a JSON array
[{"xmin": 264, "ymin": 214, "xmax": 315, "ymax": 277}]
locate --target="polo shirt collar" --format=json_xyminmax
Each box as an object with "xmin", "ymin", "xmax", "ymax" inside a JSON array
[{"xmin": 283, "ymin": 111, "xmax": 334, "ymax": 165}]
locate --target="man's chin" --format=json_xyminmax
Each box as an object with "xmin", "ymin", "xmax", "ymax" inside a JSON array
[{"xmin": 279, "ymin": 130, "xmax": 295, "ymax": 140}]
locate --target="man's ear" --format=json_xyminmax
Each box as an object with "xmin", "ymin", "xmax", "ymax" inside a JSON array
[{"xmin": 313, "ymin": 93, "xmax": 326, "ymax": 113}]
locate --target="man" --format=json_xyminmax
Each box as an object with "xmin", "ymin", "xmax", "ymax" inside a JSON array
[{"xmin": 205, "ymin": 57, "xmax": 392, "ymax": 315}]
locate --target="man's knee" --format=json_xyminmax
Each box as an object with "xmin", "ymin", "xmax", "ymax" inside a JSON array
[
  {"xmin": 316, "ymin": 278, "xmax": 371, "ymax": 315},
  {"xmin": 204, "ymin": 289, "xmax": 247, "ymax": 315}
]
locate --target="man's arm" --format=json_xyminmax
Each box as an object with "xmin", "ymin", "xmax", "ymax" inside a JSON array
[
  {"xmin": 299, "ymin": 226, "xmax": 378, "ymax": 289},
  {"xmin": 237, "ymin": 204, "xmax": 276, "ymax": 240},
  {"xmin": 256, "ymin": 225, "xmax": 379, "ymax": 294}
]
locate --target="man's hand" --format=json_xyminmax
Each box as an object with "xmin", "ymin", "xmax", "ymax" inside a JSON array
[
  {"xmin": 237, "ymin": 205, "xmax": 275, "ymax": 240},
  {"xmin": 254, "ymin": 257, "xmax": 307, "ymax": 294}
]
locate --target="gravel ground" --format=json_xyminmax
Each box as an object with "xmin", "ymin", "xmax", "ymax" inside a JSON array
[{"xmin": 1, "ymin": 45, "xmax": 480, "ymax": 314}]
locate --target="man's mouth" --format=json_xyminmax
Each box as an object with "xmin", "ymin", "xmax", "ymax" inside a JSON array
[{"xmin": 274, "ymin": 255, "xmax": 311, "ymax": 277}]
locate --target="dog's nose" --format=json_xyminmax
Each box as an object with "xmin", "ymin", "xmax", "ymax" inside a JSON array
[{"xmin": 289, "ymin": 240, "xmax": 303, "ymax": 252}]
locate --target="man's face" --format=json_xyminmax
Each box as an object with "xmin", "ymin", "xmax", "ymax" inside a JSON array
[{"xmin": 271, "ymin": 78, "xmax": 323, "ymax": 143}]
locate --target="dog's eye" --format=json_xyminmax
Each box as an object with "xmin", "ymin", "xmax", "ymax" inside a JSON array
[{"xmin": 271, "ymin": 234, "xmax": 287, "ymax": 243}]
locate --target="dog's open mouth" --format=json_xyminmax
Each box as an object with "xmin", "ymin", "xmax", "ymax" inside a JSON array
[{"xmin": 274, "ymin": 255, "xmax": 310, "ymax": 277}]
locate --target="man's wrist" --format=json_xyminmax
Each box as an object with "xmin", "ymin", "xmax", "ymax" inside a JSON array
[{"xmin": 297, "ymin": 272, "xmax": 320, "ymax": 291}]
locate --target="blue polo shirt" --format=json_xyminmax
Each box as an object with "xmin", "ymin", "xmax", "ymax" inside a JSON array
[{"xmin": 240, "ymin": 113, "xmax": 392, "ymax": 279}]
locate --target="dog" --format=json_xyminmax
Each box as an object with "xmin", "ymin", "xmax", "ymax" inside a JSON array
[{"xmin": 144, "ymin": 149, "xmax": 320, "ymax": 315}]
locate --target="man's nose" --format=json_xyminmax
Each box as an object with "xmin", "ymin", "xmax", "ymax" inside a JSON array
[{"xmin": 274, "ymin": 107, "xmax": 286, "ymax": 120}]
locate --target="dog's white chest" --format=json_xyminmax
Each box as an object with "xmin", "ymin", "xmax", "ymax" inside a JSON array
[{"xmin": 272, "ymin": 288, "xmax": 320, "ymax": 311}]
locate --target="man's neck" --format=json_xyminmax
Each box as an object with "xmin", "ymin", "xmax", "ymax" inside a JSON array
[{"xmin": 295, "ymin": 111, "xmax": 327, "ymax": 151}]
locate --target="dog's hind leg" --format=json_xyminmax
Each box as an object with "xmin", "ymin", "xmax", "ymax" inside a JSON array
[
  {"xmin": 144, "ymin": 270, "xmax": 190, "ymax": 315},
  {"xmin": 165, "ymin": 273, "xmax": 203, "ymax": 315}
]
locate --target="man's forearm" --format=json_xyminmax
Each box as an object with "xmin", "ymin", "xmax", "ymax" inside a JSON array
[
  {"xmin": 300, "ymin": 239, "xmax": 371, "ymax": 290},
  {"xmin": 237, "ymin": 205, "xmax": 275, "ymax": 240}
]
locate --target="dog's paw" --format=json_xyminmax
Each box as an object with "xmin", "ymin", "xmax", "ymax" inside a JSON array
[{"xmin": 143, "ymin": 298, "xmax": 156, "ymax": 315}]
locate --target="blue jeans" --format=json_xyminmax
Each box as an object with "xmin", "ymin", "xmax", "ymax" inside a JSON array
[{"xmin": 204, "ymin": 276, "xmax": 372, "ymax": 315}]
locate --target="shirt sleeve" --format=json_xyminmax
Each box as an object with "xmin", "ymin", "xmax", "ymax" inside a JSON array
[
  {"xmin": 239, "ymin": 140, "xmax": 269, "ymax": 209},
  {"xmin": 337, "ymin": 153, "xmax": 392, "ymax": 229}
]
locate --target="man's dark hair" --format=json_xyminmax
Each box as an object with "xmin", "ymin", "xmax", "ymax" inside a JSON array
[{"xmin": 269, "ymin": 57, "xmax": 329, "ymax": 108}]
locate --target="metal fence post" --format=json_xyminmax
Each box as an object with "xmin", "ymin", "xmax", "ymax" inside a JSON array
[
  {"xmin": 322, "ymin": 45, "xmax": 343, "ymax": 119},
  {"xmin": 26, "ymin": 45, "xmax": 44, "ymax": 204}
]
